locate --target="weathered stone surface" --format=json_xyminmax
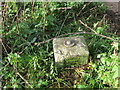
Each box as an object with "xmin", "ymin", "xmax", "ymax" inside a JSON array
[{"xmin": 53, "ymin": 36, "xmax": 89, "ymax": 67}]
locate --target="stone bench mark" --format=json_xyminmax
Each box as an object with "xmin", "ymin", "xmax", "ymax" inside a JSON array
[{"xmin": 53, "ymin": 36, "xmax": 89, "ymax": 68}]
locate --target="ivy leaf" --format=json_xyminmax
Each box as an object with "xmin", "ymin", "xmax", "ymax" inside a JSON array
[{"xmin": 31, "ymin": 37, "xmax": 37, "ymax": 43}]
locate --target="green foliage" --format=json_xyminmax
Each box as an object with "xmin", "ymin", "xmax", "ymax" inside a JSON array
[
  {"xmin": 1, "ymin": 2, "xmax": 119, "ymax": 88},
  {"xmin": 75, "ymin": 53, "xmax": 119, "ymax": 88},
  {"xmin": 1, "ymin": 52, "xmax": 55, "ymax": 88}
]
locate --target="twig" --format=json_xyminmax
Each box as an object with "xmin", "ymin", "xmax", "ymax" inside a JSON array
[
  {"xmin": 18, "ymin": 46, "xmax": 28, "ymax": 54},
  {"xmin": 12, "ymin": 7, "xmax": 21, "ymax": 24},
  {"xmin": 0, "ymin": 63, "xmax": 9, "ymax": 71},
  {"xmin": 78, "ymin": 19, "xmax": 119, "ymax": 42},
  {"xmin": 56, "ymin": 11, "xmax": 70, "ymax": 36},
  {"xmin": 55, "ymin": 7, "xmax": 72, "ymax": 10},
  {"xmin": 0, "ymin": 38, "xmax": 8, "ymax": 55},
  {"xmin": 79, "ymin": 19, "xmax": 97, "ymax": 33},
  {"xmin": 16, "ymin": 72, "xmax": 33, "ymax": 88},
  {"xmin": 36, "ymin": 31, "xmax": 119, "ymax": 46},
  {"xmin": 77, "ymin": 2, "xmax": 91, "ymax": 17},
  {"xmin": 6, "ymin": 43, "xmax": 13, "ymax": 52},
  {"xmin": 94, "ymin": 14, "xmax": 107, "ymax": 29}
]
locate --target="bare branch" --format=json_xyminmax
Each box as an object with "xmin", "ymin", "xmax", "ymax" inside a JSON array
[
  {"xmin": 79, "ymin": 20, "xmax": 97, "ymax": 33},
  {"xmin": 56, "ymin": 11, "xmax": 70, "ymax": 36},
  {"xmin": 0, "ymin": 38, "xmax": 8, "ymax": 55},
  {"xmin": 17, "ymin": 72, "xmax": 33, "ymax": 89},
  {"xmin": 36, "ymin": 31, "xmax": 119, "ymax": 46},
  {"xmin": 55, "ymin": 7, "xmax": 72, "ymax": 10}
]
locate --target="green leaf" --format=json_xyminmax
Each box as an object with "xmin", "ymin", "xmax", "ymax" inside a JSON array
[
  {"xmin": 46, "ymin": 15, "xmax": 55, "ymax": 22},
  {"xmin": 74, "ymin": 84, "xmax": 91, "ymax": 88},
  {"xmin": 106, "ymin": 61, "xmax": 110, "ymax": 66},
  {"xmin": 0, "ymin": 29, "xmax": 3, "ymax": 34},
  {"xmin": 96, "ymin": 27, "xmax": 104, "ymax": 33},
  {"xmin": 112, "ymin": 65, "xmax": 118, "ymax": 72},
  {"xmin": 31, "ymin": 37, "xmax": 37, "ymax": 43},
  {"xmin": 37, "ymin": 79, "xmax": 48, "ymax": 88},
  {"xmin": 89, "ymin": 78, "xmax": 96, "ymax": 86},
  {"xmin": 92, "ymin": 64, "xmax": 97, "ymax": 68},
  {"xmin": 101, "ymin": 57, "xmax": 107, "ymax": 64}
]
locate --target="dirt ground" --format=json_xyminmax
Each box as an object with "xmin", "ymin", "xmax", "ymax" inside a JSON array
[{"xmin": 104, "ymin": 2, "xmax": 120, "ymax": 37}]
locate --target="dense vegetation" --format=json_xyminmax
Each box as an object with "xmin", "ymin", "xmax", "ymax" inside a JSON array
[{"xmin": 0, "ymin": 2, "xmax": 119, "ymax": 88}]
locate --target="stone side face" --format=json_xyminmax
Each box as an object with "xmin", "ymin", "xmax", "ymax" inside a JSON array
[{"xmin": 53, "ymin": 36, "xmax": 89, "ymax": 67}]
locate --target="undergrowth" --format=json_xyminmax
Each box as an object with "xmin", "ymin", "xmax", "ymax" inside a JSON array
[{"xmin": 0, "ymin": 2, "xmax": 119, "ymax": 88}]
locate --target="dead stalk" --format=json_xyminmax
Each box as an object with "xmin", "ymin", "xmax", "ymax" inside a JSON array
[
  {"xmin": 16, "ymin": 72, "xmax": 33, "ymax": 89},
  {"xmin": 37, "ymin": 31, "xmax": 119, "ymax": 46}
]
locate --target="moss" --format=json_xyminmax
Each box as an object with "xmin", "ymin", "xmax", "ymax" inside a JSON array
[
  {"xmin": 55, "ymin": 56, "xmax": 88, "ymax": 68},
  {"xmin": 64, "ymin": 56, "xmax": 88, "ymax": 67}
]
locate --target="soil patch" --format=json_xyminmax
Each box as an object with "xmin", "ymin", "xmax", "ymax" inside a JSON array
[{"xmin": 104, "ymin": 2, "xmax": 120, "ymax": 36}]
